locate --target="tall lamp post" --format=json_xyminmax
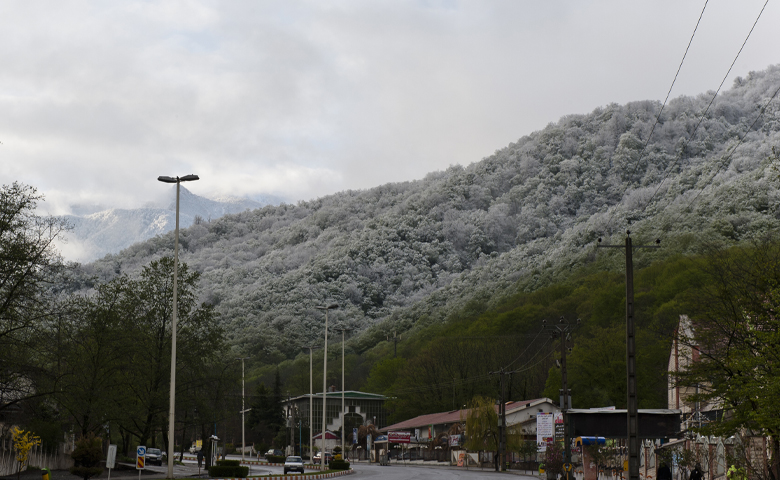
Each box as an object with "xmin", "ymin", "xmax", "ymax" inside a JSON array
[
  {"xmin": 303, "ymin": 345, "xmax": 320, "ymax": 459},
  {"xmin": 237, "ymin": 357, "xmax": 251, "ymax": 464},
  {"xmin": 157, "ymin": 174, "xmax": 199, "ymax": 479},
  {"xmin": 315, "ymin": 304, "xmax": 338, "ymax": 469},
  {"xmin": 335, "ymin": 327, "xmax": 351, "ymax": 457}
]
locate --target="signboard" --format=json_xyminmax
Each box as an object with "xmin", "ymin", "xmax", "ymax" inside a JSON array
[
  {"xmin": 366, "ymin": 434, "xmax": 372, "ymax": 452},
  {"xmin": 449, "ymin": 434, "xmax": 461, "ymax": 447},
  {"xmin": 106, "ymin": 445, "xmax": 117, "ymax": 469},
  {"xmin": 136, "ymin": 446, "xmax": 146, "ymax": 470},
  {"xmin": 536, "ymin": 413, "xmax": 554, "ymax": 452},
  {"xmin": 414, "ymin": 428, "xmax": 420, "ymax": 442},
  {"xmin": 388, "ymin": 431, "xmax": 411, "ymax": 444},
  {"xmin": 554, "ymin": 412, "xmax": 565, "ymax": 440},
  {"xmin": 428, "ymin": 425, "xmax": 433, "ymax": 439},
  {"xmin": 353, "ymin": 427, "xmax": 358, "ymax": 444}
]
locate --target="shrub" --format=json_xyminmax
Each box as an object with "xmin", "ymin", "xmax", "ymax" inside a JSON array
[
  {"xmin": 207, "ymin": 465, "xmax": 249, "ymax": 478},
  {"xmin": 266, "ymin": 455, "xmax": 285, "ymax": 464},
  {"xmin": 217, "ymin": 460, "xmax": 240, "ymax": 467},
  {"xmin": 69, "ymin": 434, "xmax": 104, "ymax": 480},
  {"xmin": 329, "ymin": 459, "xmax": 350, "ymax": 470}
]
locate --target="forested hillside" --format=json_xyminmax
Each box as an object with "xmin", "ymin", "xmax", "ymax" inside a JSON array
[{"xmin": 74, "ymin": 65, "xmax": 780, "ymax": 397}]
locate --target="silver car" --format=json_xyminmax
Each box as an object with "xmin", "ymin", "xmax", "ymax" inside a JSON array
[
  {"xmin": 146, "ymin": 448, "xmax": 163, "ymax": 466},
  {"xmin": 283, "ymin": 456, "xmax": 305, "ymax": 474}
]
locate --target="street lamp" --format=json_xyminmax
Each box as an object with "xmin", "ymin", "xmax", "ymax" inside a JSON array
[
  {"xmin": 157, "ymin": 173, "xmax": 199, "ymax": 479},
  {"xmin": 315, "ymin": 303, "xmax": 338, "ymax": 469},
  {"xmin": 335, "ymin": 327, "xmax": 352, "ymax": 457},
  {"xmin": 303, "ymin": 345, "xmax": 320, "ymax": 460},
  {"xmin": 237, "ymin": 357, "xmax": 251, "ymax": 464}
]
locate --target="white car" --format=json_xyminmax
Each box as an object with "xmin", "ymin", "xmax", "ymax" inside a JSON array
[{"xmin": 284, "ymin": 456, "xmax": 305, "ymax": 474}]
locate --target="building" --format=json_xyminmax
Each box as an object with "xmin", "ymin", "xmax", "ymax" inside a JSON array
[{"xmin": 283, "ymin": 390, "xmax": 387, "ymax": 452}]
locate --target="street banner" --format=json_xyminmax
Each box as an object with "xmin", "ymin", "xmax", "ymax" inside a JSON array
[
  {"xmin": 388, "ymin": 431, "xmax": 411, "ymax": 444},
  {"xmin": 353, "ymin": 427, "xmax": 358, "ymax": 444},
  {"xmin": 554, "ymin": 412, "xmax": 564, "ymax": 440},
  {"xmin": 536, "ymin": 413, "xmax": 554, "ymax": 452}
]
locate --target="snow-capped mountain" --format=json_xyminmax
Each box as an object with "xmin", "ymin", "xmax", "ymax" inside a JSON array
[{"xmin": 60, "ymin": 187, "xmax": 280, "ymax": 262}]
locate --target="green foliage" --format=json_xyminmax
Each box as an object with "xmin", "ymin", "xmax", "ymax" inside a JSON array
[
  {"xmin": 464, "ymin": 396, "xmax": 498, "ymax": 452},
  {"xmin": 216, "ymin": 459, "xmax": 240, "ymax": 467},
  {"xmin": 69, "ymin": 433, "xmax": 104, "ymax": 480},
  {"xmin": 207, "ymin": 465, "xmax": 249, "ymax": 478}
]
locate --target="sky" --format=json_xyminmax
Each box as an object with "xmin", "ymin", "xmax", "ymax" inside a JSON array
[{"xmin": 1, "ymin": 0, "xmax": 778, "ymax": 215}]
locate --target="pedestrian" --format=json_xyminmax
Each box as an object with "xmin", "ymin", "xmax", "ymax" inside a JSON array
[
  {"xmin": 689, "ymin": 463, "xmax": 703, "ymax": 480},
  {"xmin": 197, "ymin": 449, "xmax": 204, "ymax": 469},
  {"xmin": 657, "ymin": 462, "xmax": 672, "ymax": 480}
]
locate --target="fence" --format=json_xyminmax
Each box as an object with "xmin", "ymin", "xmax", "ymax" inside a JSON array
[{"xmin": 0, "ymin": 443, "xmax": 74, "ymax": 476}]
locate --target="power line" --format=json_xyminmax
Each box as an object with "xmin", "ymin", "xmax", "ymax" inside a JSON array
[
  {"xmin": 639, "ymin": 0, "xmax": 770, "ymax": 217},
  {"xmin": 604, "ymin": 0, "xmax": 710, "ymax": 234}
]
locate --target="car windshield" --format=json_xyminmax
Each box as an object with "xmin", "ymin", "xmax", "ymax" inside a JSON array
[
  {"xmin": 287, "ymin": 456, "xmax": 302, "ymax": 462},
  {"xmin": 148, "ymin": 449, "xmax": 161, "ymax": 455}
]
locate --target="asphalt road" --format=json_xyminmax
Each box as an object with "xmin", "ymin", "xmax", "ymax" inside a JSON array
[{"xmin": 351, "ymin": 462, "xmax": 539, "ymax": 480}]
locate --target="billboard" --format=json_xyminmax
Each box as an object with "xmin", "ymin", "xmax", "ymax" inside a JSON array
[
  {"xmin": 388, "ymin": 431, "xmax": 411, "ymax": 444},
  {"xmin": 537, "ymin": 413, "xmax": 554, "ymax": 452}
]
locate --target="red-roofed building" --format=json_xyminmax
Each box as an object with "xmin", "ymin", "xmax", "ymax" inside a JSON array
[{"xmin": 376, "ymin": 398, "xmax": 559, "ymax": 463}]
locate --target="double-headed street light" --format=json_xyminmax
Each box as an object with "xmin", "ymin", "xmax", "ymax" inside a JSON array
[
  {"xmin": 315, "ymin": 303, "xmax": 338, "ymax": 469},
  {"xmin": 158, "ymin": 174, "xmax": 199, "ymax": 479}
]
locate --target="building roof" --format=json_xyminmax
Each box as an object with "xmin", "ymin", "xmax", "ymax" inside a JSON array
[
  {"xmin": 287, "ymin": 390, "xmax": 387, "ymax": 402},
  {"xmin": 380, "ymin": 398, "xmax": 550, "ymax": 432},
  {"xmin": 312, "ymin": 430, "xmax": 340, "ymax": 440}
]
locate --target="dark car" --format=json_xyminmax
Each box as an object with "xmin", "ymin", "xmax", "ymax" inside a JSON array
[
  {"xmin": 313, "ymin": 452, "xmax": 333, "ymax": 465},
  {"xmin": 283, "ymin": 456, "xmax": 305, "ymax": 474},
  {"xmin": 146, "ymin": 448, "xmax": 164, "ymax": 466},
  {"xmin": 265, "ymin": 449, "xmax": 283, "ymax": 458}
]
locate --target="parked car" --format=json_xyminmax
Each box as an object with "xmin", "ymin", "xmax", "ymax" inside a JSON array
[
  {"xmin": 265, "ymin": 449, "xmax": 283, "ymax": 457},
  {"xmin": 313, "ymin": 452, "xmax": 333, "ymax": 464},
  {"xmin": 146, "ymin": 448, "xmax": 164, "ymax": 466},
  {"xmin": 283, "ymin": 456, "xmax": 305, "ymax": 474}
]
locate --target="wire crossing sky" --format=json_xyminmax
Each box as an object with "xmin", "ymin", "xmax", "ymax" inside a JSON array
[{"xmin": 0, "ymin": 1, "xmax": 778, "ymax": 215}]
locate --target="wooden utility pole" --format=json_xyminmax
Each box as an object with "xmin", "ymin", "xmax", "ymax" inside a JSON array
[
  {"xmin": 543, "ymin": 317, "xmax": 579, "ymax": 479},
  {"xmin": 598, "ymin": 232, "xmax": 659, "ymax": 480}
]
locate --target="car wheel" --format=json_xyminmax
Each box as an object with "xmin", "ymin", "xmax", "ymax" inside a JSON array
[{"xmin": 283, "ymin": 469, "xmax": 288, "ymax": 474}]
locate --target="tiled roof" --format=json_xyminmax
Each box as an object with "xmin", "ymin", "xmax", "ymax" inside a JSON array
[{"xmin": 381, "ymin": 398, "xmax": 549, "ymax": 431}]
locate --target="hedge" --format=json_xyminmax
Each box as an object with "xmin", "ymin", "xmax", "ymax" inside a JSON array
[{"xmin": 329, "ymin": 459, "xmax": 350, "ymax": 470}]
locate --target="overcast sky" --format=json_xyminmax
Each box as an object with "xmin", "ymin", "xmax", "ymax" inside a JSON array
[{"xmin": 1, "ymin": 0, "xmax": 778, "ymax": 214}]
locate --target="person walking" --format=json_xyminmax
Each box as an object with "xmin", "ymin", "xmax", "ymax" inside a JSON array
[
  {"xmin": 689, "ymin": 463, "xmax": 703, "ymax": 480},
  {"xmin": 197, "ymin": 449, "xmax": 204, "ymax": 469}
]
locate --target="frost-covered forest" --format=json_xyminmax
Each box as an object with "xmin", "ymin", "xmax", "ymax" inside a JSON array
[{"xmin": 75, "ymin": 65, "xmax": 780, "ymax": 370}]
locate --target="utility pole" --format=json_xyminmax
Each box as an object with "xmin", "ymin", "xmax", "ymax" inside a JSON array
[
  {"xmin": 336, "ymin": 327, "xmax": 352, "ymax": 456},
  {"xmin": 543, "ymin": 316, "xmax": 579, "ymax": 480},
  {"xmin": 303, "ymin": 345, "xmax": 320, "ymax": 459},
  {"xmin": 387, "ymin": 331, "xmax": 400, "ymax": 357},
  {"xmin": 598, "ymin": 232, "xmax": 660, "ymax": 480},
  {"xmin": 489, "ymin": 368, "xmax": 509, "ymax": 472}
]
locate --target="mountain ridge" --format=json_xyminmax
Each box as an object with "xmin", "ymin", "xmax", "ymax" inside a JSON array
[{"xmin": 72, "ymin": 64, "xmax": 780, "ymax": 365}]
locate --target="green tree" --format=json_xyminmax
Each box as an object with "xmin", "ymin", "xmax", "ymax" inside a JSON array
[
  {"xmin": 248, "ymin": 371, "xmax": 285, "ymax": 447},
  {"xmin": 0, "ymin": 182, "xmax": 68, "ymax": 412},
  {"xmin": 674, "ymin": 238, "xmax": 780, "ymax": 479},
  {"xmin": 463, "ymin": 396, "xmax": 498, "ymax": 455}
]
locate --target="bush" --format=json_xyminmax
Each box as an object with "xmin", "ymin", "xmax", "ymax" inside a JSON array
[
  {"xmin": 69, "ymin": 434, "xmax": 104, "ymax": 480},
  {"xmin": 329, "ymin": 459, "xmax": 350, "ymax": 470},
  {"xmin": 216, "ymin": 460, "xmax": 240, "ymax": 467},
  {"xmin": 207, "ymin": 465, "xmax": 249, "ymax": 478},
  {"xmin": 266, "ymin": 455, "xmax": 285, "ymax": 464}
]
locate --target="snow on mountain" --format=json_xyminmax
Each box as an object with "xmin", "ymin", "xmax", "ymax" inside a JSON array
[{"xmin": 60, "ymin": 187, "xmax": 276, "ymax": 262}]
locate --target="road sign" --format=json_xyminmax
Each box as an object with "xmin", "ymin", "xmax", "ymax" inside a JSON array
[
  {"xmin": 106, "ymin": 445, "xmax": 117, "ymax": 469},
  {"xmin": 564, "ymin": 463, "xmax": 573, "ymax": 472},
  {"xmin": 136, "ymin": 446, "xmax": 146, "ymax": 470}
]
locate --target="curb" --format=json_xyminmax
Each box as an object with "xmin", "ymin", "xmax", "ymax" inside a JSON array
[{"xmin": 209, "ymin": 467, "xmax": 354, "ymax": 479}]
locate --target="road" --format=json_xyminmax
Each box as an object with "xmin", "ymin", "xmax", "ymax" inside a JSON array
[{"xmin": 351, "ymin": 462, "xmax": 539, "ymax": 480}]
